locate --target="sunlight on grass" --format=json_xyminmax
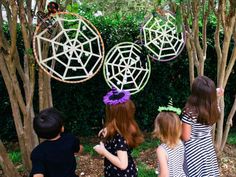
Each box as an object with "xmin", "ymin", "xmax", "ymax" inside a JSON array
[
  {"xmin": 9, "ymin": 151, "xmax": 22, "ymax": 164},
  {"xmin": 137, "ymin": 162, "xmax": 157, "ymax": 177},
  {"xmin": 83, "ymin": 144, "xmax": 97, "ymax": 156},
  {"xmin": 7, "ymin": 151, "xmax": 26, "ymax": 173}
]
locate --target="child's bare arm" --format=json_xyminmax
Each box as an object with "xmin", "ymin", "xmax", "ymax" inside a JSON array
[
  {"xmin": 79, "ymin": 145, "xmax": 83, "ymax": 154},
  {"xmin": 181, "ymin": 122, "xmax": 191, "ymax": 141},
  {"xmin": 33, "ymin": 174, "xmax": 44, "ymax": 177},
  {"xmin": 93, "ymin": 142, "xmax": 128, "ymax": 170},
  {"xmin": 74, "ymin": 145, "xmax": 83, "ymax": 156},
  {"xmin": 156, "ymin": 146, "xmax": 169, "ymax": 177},
  {"xmin": 98, "ymin": 128, "xmax": 107, "ymax": 138}
]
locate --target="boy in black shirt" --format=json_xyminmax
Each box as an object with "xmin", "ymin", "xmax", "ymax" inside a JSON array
[{"xmin": 30, "ymin": 107, "xmax": 83, "ymax": 177}]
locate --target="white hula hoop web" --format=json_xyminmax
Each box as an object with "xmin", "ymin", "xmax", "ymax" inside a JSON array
[
  {"xmin": 103, "ymin": 42, "xmax": 151, "ymax": 95},
  {"xmin": 142, "ymin": 11, "xmax": 186, "ymax": 62},
  {"xmin": 33, "ymin": 12, "xmax": 104, "ymax": 83}
]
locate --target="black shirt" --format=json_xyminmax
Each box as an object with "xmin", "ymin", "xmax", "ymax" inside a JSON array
[{"xmin": 30, "ymin": 133, "xmax": 80, "ymax": 177}]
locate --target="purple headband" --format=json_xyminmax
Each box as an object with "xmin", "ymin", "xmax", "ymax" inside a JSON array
[{"xmin": 103, "ymin": 88, "xmax": 131, "ymax": 105}]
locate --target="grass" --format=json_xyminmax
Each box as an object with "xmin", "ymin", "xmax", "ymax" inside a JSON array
[
  {"xmin": 227, "ymin": 129, "xmax": 236, "ymax": 145},
  {"xmin": 132, "ymin": 137, "xmax": 160, "ymax": 158},
  {"xmin": 9, "ymin": 150, "xmax": 22, "ymax": 164},
  {"xmin": 2, "ymin": 131, "xmax": 235, "ymax": 176},
  {"xmin": 4, "ymin": 151, "xmax": 26, "ymax": 173},
  {"xmin": 137, "ymin": 162, "xmax": 157, "ymax": 177},
  {"xmin": 83, "ymin": 143, "xmax": 98, "ymax": 156},
  {"xmin": 82, "ymin": 136, "xmax": 160, "ymax": 158}
]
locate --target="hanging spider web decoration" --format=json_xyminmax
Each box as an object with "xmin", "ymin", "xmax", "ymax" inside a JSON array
[
  {"xmin": 103, "ymin": 42, "xmax": 151, "ymax": 95},
  {"xmin": 33, "ymin": 12, "xmax": 104, "ymax": 83},
  {"xmin": 142, "ymin": 11, "xmax": 186, "ymax": 62}
]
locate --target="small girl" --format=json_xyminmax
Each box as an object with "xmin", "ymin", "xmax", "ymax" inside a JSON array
[
  {"xmin": 181, "ymin": 75, "xmax": 220, "ymax": 177},
  {"xmin": 153, "ymin": 110, "xmax": 186, "ymax": 177},
  {"xmin": 94, "ymin": 89, "xmax": 144, "ymax": 177}
]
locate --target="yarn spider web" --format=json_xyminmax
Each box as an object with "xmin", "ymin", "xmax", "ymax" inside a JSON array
[
  {"xmin": 33, "ymin": 12, "xmax": 104, "ymax": 83},
  {"xmin": 103, "ymin": 42, "xmax": 151, "ymax": 95},
  {"xmin": 142, "ymin": 11, "xmax": 186, "ymax": 62}
]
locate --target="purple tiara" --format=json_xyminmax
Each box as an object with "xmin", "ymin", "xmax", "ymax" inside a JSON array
[{"xmin": 103, "ymin": 88, "xmax": 130, "ymax": 105}]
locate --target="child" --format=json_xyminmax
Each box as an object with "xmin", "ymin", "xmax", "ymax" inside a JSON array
[
  {"xmin": 181, "ymin": 76, "xmax": 220, "ymax": 177},
  {"xmin": 93, "ymin": 89, "xmax": 144, "ymax": 177},
  {"xmin": 30, "ymin": 107, "xmax": 83, "ymax": 177},
  {"xmin": 153, "ymin": 110, "xmax": 186, "ymax": 177}
]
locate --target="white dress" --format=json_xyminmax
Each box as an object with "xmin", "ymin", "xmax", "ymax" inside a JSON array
[{"xmin": 158, "ymin": 141, "xmax": 186, "ymax": 177}]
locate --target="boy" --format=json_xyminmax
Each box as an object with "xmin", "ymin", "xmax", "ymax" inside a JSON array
[{"xmin": 30, "ymin": 107, "xmax": 83, "ymax": 177}]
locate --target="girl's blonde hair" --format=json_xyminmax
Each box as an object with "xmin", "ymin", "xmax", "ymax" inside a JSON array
[
  {"xmin": 105, "ymin": 100, "xmax": 144, "ymax": 148},
  {"xmin": 153, "ymin": 112, "xmax": 181, "ymax": 148}
]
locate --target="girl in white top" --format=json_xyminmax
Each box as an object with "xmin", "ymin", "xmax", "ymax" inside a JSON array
[{"xmin": 153, "ymin": 111, "xmax": 186, "ymax": 177}]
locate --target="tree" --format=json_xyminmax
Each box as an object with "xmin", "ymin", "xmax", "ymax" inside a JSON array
[
  {"xmin": 171, "ymin": 0, "xmax": 236, "ymax": 152},
  {"xmin": 0, "ymin": 0, "xmax": 69, "ymax": 174},
  {"xmin": 0, "ymin": 0, "xmax": 37, "ymax": 172}
]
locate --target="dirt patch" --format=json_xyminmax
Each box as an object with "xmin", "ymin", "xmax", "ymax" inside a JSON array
[
  {"xmin": 76, "ymin": 155, "xmax": 103, "ymax": 177},
  {"xmin": 76, "ymin": 143, "xmax": 236, "ymax": 177},
  {"xmin": 218, "ymin": 144, "xmax": 236, "ymax": 177},
  {"xmin": 1, "ymin": 141, "xmax": 236, "ymax": 177}
]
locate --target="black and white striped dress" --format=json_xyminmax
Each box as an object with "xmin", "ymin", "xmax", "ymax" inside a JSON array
[
  {"xmin": 158, "ymin": 141, "xmax": 186, "ymax": 177},
  {"xmin": 181, "ymin": 111, "xmax": 220, "ymax": 177}
]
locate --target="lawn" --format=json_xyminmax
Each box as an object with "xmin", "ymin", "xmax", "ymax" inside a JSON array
[{"xmin": 1, "ymin": 130, "xmax": 236, "ymax": 177}]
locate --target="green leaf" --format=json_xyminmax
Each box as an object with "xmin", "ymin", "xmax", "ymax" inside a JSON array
[{"xmin": 175, "ymin": 5, "xmax": 183, "ymax": 33}]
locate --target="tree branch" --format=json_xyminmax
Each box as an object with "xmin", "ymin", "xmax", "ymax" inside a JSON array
[
  {"xmin": 192, "ymin": 1, "xmax": 204, "ymax": 75},
  {"xmin": 9, "ymin": 0, "xmax": 18, "ymax": 60},
  {"xmin": 186, "ymin": 35, "xmax": 195, "ymax": 86},
  {"xmin": 209, "ymin": 0, "xmax": 217, "ymax": 16},
  {"xmin": 214, "ymin": 11, "xmax": 222, "ymax": 82},
  {"xmin": 224, "ymin": 45, "xmax": 236, "ymax": 88},
  {"xmin": 218, "ymin": 13, "xmax": 236, "ymax": 87},
  {"xmin": 220, "ymin": 95, "xmax": 236, "ymax": 151},
  {"xmin": 220, "ymin": 0, "xmax": 226, "ymax": 29},
  {"xmin": 202, "ymin": 0, "xmax": 210, "ymax": 60}
]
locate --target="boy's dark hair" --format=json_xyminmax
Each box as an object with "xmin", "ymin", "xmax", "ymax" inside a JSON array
[{"xmin": 33, "ymin": 107, "xmax": 63, "ymax": 139}]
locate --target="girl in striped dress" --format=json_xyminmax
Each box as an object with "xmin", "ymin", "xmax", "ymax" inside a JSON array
[
  {"xmin": 153, "ymin": 111, "xmax": 186, "ymax": 177},
  {"xmin": 181, "ymin": 76, "xmax": 221, "ymax": 177}
]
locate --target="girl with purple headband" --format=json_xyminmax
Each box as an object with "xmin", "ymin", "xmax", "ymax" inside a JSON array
[{"xmin": 94, "ymin": 88, "xmax": 144, "ymax": 177}]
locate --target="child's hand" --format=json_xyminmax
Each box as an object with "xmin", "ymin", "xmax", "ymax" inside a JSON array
[
  {"xmin": 93, "ymin": 142, "xmax": 106, "ymax": 156},
  {"xmin": 216, "ymin": 87, "xmax": 224, "ymax": 97},
  {"xmin": 98, "ymin": 128, "xmax": 107, "ymax": 138}
]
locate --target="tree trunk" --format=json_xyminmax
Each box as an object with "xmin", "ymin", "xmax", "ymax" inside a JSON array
[
  {"xmin": 216, "ymin": 98, "xmax": 225, "ymax": 151},
  {"xmin": 220, "ymin": 96, "xmax": 236, "ymax": 151},
  {"xmin": 215, "ymin": 12, "xmax": 236, "ymax": 151},
  {"xmin": 0, "ymin": 51, "xmax": 31, "ymax": 169},
  {"xmin": 185, "ymin": 36, "xmax": 195, "ymax": 87}
]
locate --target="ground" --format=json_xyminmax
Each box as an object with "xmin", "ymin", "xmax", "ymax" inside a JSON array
[
  {"xmin": 75, "ymin": 138, "xmax": 236, "ymax": 177},
  {"xmin": 1, "ymin": 137, "xmax": 236, "ymax": 177}
]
